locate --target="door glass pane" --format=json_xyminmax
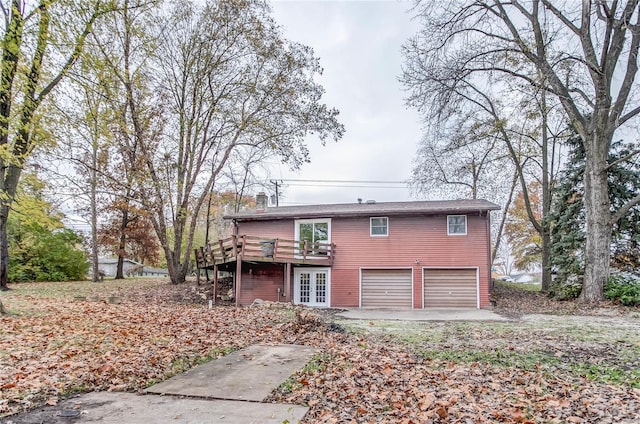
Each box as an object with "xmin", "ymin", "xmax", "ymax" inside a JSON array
[
  {"xmin": 315, "ymin": 272, "xmax": 326, "ymax": 304},
  {"xmin": 299, "ymin": 273, "xmax": 310, "ymax": 303}
]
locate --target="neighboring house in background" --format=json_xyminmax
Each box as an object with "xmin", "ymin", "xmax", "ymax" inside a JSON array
[
  {"xmin": 97, "ymin": 258, "xmax": 169, "ymax": 278},
  {"xmin": 512, "ymin": 273, "xmax": 541, "ymax": 284},
  {"xmin": 141, "ymin": 266, "xmax": 170, "ymax": 277},
  {"xmin": 196, "ymin": 194, "xmax": 499, "ymax": 309},
  {"xmin": 496, "ymin": 275, "xmax": 515, "ymax": 283}
]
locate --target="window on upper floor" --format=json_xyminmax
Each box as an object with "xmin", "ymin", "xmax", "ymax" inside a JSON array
[
  {"xmin": 370, "ymin": 217, "xmax": 388, "ymax": 236},
  {"xmin": 447, "ymin": 215, "xmax": 467, "ymax": 235},
  {"xmin": 295, "ymin": 218, "xmax": 331, "ymax": 256}
]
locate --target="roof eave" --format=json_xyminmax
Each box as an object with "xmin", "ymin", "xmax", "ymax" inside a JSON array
[{"xmin": 224, "ymin": 206, "xmax": 500, "ymax": 222}]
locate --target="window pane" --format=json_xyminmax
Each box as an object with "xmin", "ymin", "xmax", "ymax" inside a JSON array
[
  {"xmin": 314, "ymin": 222, "xmax": 328, "ymax": 242},
  {"xmin": 300, "ymin": 223, "xmax": 313, "ymax": 242},
  {"xmin": 448, "ymin": 216, "xmax": 466, "ymax": 234},
  {"xmin": 371, "ymin": 217, "xmax": 388, "ymax": 235},
  {"xmin": 371, "ymin": 218, "xmax": 385, "ymax": 226},
  {"xmin": 371, "ymin": 226, "xmax": 386, "ymax": 235}
]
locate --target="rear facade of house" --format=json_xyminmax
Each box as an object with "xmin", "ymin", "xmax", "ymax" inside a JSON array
[{"xmin": 209, "ymin": 198, "xmax": 499, "ymax": 309}]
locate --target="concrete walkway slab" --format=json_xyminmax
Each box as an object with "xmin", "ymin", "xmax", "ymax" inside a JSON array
[
  {"xmin": 0, "ymin": 392, "xmax": 308, "ymax": 424},
  {"xmin": 145, "ymin": 344, "xmax": 317, "ymax": 401},
  {"xmin": 336, "ymin": 308, "xmax": 509, "ymax": 321}
]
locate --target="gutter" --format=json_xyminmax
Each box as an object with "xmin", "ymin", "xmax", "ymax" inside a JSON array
[{"xmin": 224, "ymin": 208, "xmax": 501, "ymax": 222}]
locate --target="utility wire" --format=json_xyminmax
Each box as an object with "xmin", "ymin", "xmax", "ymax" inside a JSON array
[
  {"xmin": 278, "ymin": 178, "xmax": 407, "ymax": 184},
  {"xmin": 284, "ymin": 183, "xmax": 406, "ymax": 189}
]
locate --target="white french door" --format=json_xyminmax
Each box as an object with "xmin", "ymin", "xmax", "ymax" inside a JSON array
[{"xmin": 294, "ymin": 268, "xmax": 330, "ymax": 307}]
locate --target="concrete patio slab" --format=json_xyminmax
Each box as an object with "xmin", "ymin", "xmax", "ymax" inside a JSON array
[
  {"xmin": 0, "ymin": 392, "xmax": 308, "ymax": 424},
  {"xmin": 145, "ymin": 344, "xmax": 318, "ymax": 401},
  {"xmin": 335, "ymin": 308, "xmax": 509, "ymax": 321}
]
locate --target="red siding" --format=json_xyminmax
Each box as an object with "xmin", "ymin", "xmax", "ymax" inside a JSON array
[
  {"xmin": 235, "ymin": 213, "xmax": 493, "ymax": 308},
  {"xmin": 238, "ymin": 263, "xmax": 288, "ymax": 306},
  {"xmin": 236, "ymin": 220, "xmax": 293, "ymax": 239}
]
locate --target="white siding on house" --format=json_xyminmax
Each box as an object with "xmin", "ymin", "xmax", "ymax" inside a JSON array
[{"xmin": 98, "ymin": 258, "xmax": 168, "ymax": 277}]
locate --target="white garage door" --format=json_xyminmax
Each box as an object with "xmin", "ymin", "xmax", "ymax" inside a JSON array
[
  {"xmin": 361, "ymin": 269, "xmax": 412, "ymax": 308},
  {"xmin": 423, "ymin": 268, "xmax": 478, "ymax": 308}
]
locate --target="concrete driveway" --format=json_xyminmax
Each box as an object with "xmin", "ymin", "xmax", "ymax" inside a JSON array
[{"xmin": 336, "ymin": 308, "xmax": 509, "ymax": 321}]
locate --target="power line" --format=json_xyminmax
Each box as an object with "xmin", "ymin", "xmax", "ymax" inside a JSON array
[
  {"xmin": 285, "ymin": 183, "xmax": 407, "ymax": 189},
  {"xmin": 278, "ymin": 178, "xmax": 408, "ymax": 184}
]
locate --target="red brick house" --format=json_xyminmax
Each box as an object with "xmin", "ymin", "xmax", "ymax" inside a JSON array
[{"xmin": 196, "ymin": 195, "xmax": 499, "ymax": 309}]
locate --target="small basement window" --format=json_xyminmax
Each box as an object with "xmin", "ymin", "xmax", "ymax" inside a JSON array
[
  {"xmin": 370, "ymin": 217, "xmax": 388, "ymax": 236},
  {"xmin": 447, "ymin": 215, "xmax": 467, "ymax": 235}
]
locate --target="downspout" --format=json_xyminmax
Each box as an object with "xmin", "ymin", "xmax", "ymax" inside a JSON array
[
  {"xmin": 232, "ymin": 219, "xmax": 239, "ymax": 306},
  {"xmin": 282, "ymin": 262, "xmax": 288, "ymax": 302},
  {"xmin": 486, "ymin": 211, "xmax": 493, "ymax": 301}
]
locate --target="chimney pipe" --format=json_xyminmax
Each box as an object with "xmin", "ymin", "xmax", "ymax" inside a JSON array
[{"xmin": 256, "ymin": 192, "xmax": 267, "ymax": 212}]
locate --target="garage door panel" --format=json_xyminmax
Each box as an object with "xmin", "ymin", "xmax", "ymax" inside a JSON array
[
  {"xmin": 361, "ymin": 269, "xmax": 412, "ymax": 308},
  {"xmin": 424, "ymin": 268, "xmax": 477, "ymax": 308}
]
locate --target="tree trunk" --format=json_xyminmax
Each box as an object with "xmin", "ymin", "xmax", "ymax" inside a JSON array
[
  {"xmin": 115, "ymin": 208, "xmax": 129, "ymax": 280},
  {"xmin": 171, "ymin": 227, "xmax": 188, "ymax": 285},
  {"xmin": 539, "ymin": 87, "xmax": 553, "ymax": 294},
  {"xmin": 580, "ymin": 136, "xmax": 612, "ymax": 303},
  {"xmin": 90, "ymin": 139, "xmax": 100, "ymax": 282},
  {"xmin": 0, "ymin": 204, "xmax": 9, "ymax": 290},
  {"xmin": 492, "ymin": 170, "xmax": 518, "ymax": 264},
  {"xmin": 540, "ymin": 230, "xmax": 551, "ymax": 292},
  {"xmin": 163, "ymin": 245, "xmax": 187, "ymax": 285}
]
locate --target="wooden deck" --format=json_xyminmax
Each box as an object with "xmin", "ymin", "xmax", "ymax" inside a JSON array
[{"xmin": 194, "ymin": 235, "xmax": 335, "ymax": 270}]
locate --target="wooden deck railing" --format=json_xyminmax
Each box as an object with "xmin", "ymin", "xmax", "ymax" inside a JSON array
[{"xmin": 194, "ymin": 235, "xmax": 335, "ymax": 269}]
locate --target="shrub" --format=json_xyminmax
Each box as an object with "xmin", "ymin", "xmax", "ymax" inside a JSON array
[
  {"xmin": 550, "ymin": 274, "xmax": 583, "ymax": 300},
  {"xmin": 9, "ymin": 227, "xmax": 89, "ymax": 283},
  {"xmin": 551, "ymin": 282, "xmax": 583, "ymax": 300},
  {"xmin": 604, "ymin": 273, "xmax": 640, "ymax": 306}
]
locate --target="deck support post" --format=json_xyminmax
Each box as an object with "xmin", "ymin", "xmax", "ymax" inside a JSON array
[
  {"xmin": 285, "ymin": 262, "xmax": 292, "ymax": 303},
  {"xmin": 235, "ymin": 258, "xmax": 242, "ymax": 307},
  {"xmin": 213, "ymin": 264, "xmax": 218, "ymax": 305}
]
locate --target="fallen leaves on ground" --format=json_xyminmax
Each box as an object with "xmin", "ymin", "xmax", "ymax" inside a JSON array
[
  {"xmin": 491, "ymin": 282, "xmax": 636, "ymax": 318},
  {"xmin": 270, "ymin": 332, "xmax": 640, "ymax": 423},
  {"xmin": 0, "ymin": 281, "xmax": 321, "ymax": 417},
  {"xmin": 1, "ymin": 280, "xmax": 639, "ymax": 423}
]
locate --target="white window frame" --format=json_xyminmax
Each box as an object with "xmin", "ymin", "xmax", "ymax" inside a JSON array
[
  {"xmin": 370, "ymin": 217, "xmax": 389, "ymax": 237},
  {"xmin": 447, "ymin": 215, "xmax": 467, "ymax": 235},
  {"xmin": 294, "ymin": 218, "xmax": 331, "ymax": 257}
]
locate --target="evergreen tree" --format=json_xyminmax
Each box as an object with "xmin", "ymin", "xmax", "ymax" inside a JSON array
[{"xmin": 550, "ymin": 137, "xmax": 640, "ymax": 297}]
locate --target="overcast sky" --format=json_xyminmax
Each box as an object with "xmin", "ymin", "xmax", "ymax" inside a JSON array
[{"xmin": 268, "ymin": 0, "xmax": 423, "ymax": 206}]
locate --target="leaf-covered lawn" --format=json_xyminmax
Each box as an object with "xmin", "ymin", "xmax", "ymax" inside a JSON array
[
  {"xmin": 2, "ymin": 279, "xmax": 639, "ymax": 423},
  {"xmin": 271, "ymin": 322, "xmax": 640, "ymax": 423},
  {"xmin": 0, "ymin": 280, "xmax": 319, "ymax": 417}
]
